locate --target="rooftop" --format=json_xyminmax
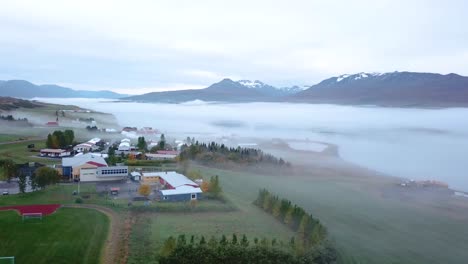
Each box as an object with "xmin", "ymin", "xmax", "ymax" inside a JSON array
[
  {"xmin": 62, "ymin": 153, "xmax": 107, "ymax": 167},
  {"xmin": 40, "ymin": 149, "xmax": 67, "ymax": 153},
  {"xmin": 143, "ymin": 171, "xmax": 199, "ymax": 189}
]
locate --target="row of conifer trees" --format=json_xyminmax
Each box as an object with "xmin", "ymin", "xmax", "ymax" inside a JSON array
[
  {"xmin": 254, "ymin": 189, "xmax": 330, "ymax": 252},
  {"xmin": 159, "ymin": 234, "xmax": 336, "ymax": 264}
]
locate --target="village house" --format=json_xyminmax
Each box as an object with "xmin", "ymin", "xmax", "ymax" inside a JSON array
[
  {"xmin": 118, "ymin": 138, "xmax": 131, "ymax": 152},
  {"xmin": 73, "ymin": 138, "xmax": 102, "ymax": 153},
  {"xmin": 141, "ymin": 171, "xmax": 202, "ymax": 201},
  {"xmin": 40, "ymin": 148, "xmax": 71, "ymax": 158}
]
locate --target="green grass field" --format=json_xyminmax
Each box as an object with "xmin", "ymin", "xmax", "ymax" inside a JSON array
[
  {"xmin": 0, "ymin": 207, "xmax": 109, "ymax": 264},
  {"xmin": 0, "ymin": 134, "xmax": 19, "ymax": 143},
  {"xmin": 0, "ymin": 140, "xmax": 59, "ymax": 165},
  {"xmin": 127, "ymin": 188, "xmax": 296, "ymax": 263},
  {"xmin": 0, "ymin": 184, "xmax": 97, "ymax": 206},
  {"xmin": 196, "ymin": 166, "xmax": 468, "ymax": 264}
]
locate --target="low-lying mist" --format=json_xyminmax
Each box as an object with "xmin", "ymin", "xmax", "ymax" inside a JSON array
[{"xmin": 34, "ymin": 98, "xmax": 468, "ymax": 191}]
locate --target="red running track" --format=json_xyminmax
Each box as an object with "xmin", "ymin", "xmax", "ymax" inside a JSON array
[{"xmin": 0, "ymin": 204, "xmax": 61, "ymax": 215}]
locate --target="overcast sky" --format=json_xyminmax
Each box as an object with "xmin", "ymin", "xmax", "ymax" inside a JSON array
[{"xmin": 0, "ymin": 0, "xmax": 467, "ymax": 94}]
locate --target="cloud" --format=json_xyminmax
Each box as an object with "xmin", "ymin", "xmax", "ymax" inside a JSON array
[{"xmin": 0, "ymin": 0, "xmax": 467, "ymax": 91}]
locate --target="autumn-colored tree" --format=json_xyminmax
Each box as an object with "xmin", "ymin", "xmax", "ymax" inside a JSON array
[
  {"xmin": 0, "ymin": 159, "xmax": 17, "ymax": 182},
  {"xmin": 272, "ymin": 198, "xmax": 282, "ymax": 218},
  {"xmin": 138, "ymin": 184, "xmax": 151, "ymax": 197},
  {"xmin": 200, "ymin": 181, "xmax": 210, "ymax": 192},
  {"xmin": 160, "ymin": 236, "xmax": 177, "ymax": 257}
]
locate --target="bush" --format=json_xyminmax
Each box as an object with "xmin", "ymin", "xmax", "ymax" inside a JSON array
[{"xmin": 75, "ymin": 198, "xmax": 83, "ymax": 204}]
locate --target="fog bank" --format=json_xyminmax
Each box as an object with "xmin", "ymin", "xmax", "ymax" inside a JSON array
[{"xmin": 35, "ymin": 98, "xmax": 468, "ymax": 191}]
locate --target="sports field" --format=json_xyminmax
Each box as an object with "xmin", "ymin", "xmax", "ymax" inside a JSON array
[{"xmin": 0, "ymin": 207, "xmax": 109, "ymax": 264}]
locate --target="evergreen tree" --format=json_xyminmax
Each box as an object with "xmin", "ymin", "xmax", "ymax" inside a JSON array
[
  {"xmin": 199, "ymin": 236, "xmax": 206, "ymax": 245},
  {"xmin": 137, "ymin": 136, "xmax": 147, "ymax": 151},
  {"xmin": 46, "ymin": 134, "xmax": 53, "ymax": 148},
  {"xmin": 209, "ymin": 175, "xmax": 222, "ymax": 197},
  {"xmin": 240, "ymin": 234, "xmax": 249, "ymax": 247},
  {"xmin": 177, "ymin": 234, "xmax": 186, "ymax": 245},
  {"xmin": 231, "ymin": 234, "xmax": 238, "ymax": 245},
  {"xmin": 220, "ymin": 235, "xmax": 227, "ymax": 246},
  {"xmin": 208, "ymin": 236, "xmax": 218, "ymax": 248},
  {"xmin": 64, "ymin": 129, "xmax": 74, "ymax": 146},
  {"xmin": 159, "ymin": 134, "xmax": 166, "ymax": 149},
  {"xmin": 18, "ymin": 172, "xmax": 27, "ymax": 193}
]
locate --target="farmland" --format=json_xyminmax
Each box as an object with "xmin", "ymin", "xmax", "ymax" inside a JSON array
[
  {"xmin": 0, "ymin": 207, "xmax": 109, "ymax": 264},
  {"xmin": 196, "ymin": 166, "xmax": 468, "ymax": 264}
]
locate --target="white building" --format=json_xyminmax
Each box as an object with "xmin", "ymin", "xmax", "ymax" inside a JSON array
[
  {"xmin": 145, "ymin": 153, "xmax": 177, "ymax": 160},
  {"xmin": 130, "ymin": 171, "xmax": 142, "ymax": 181},
  {"xmin": 145, "ymin": 171, "xmax": 203, "ymax": 202},
  {"xmin": 80, "ymin": 166, "xmax": 129, "ymax": 182},
  {"xmin": 40, "ymin": 149, "xmax": 71, "ymax": 158},
  {"xmin": 118, "ymin": 138, "xmax": 131, "ymax": 151},
  {"xmin": 73, "ymin": 138, "xmax": 102, "ymax": 153}
]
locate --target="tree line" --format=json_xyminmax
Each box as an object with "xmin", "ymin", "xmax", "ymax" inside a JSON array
[
  {"xmin": 0, "ymin": 115, "xmax": 29, "ymax": 122},
  {"xmin": 178, "ymin": 141, "xmax": 291, "ymax": 167},
  {"xmin": 159, "ymin": 233, "xmax": 336, "ymax": 264},
  {"xmin": 46, "ymin": 130, "xmax": 75, "ymax": 149},
  {"xmin": 0, "ymin": 159, "xmax": 61, "ymax": 193},
  {"xmin": 254, "ymin": 189, "xmax": 335, "ymax": 257}
]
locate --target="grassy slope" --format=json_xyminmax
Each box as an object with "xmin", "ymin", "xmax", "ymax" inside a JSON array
[
  {"xmin": 0, "ymin": 207, "xmax": 109, "ymax": 264},
  {"xmin": 197, "ymin": 166, "xmax": 468, "ymax": 264},
  {"xmin": 0, "ymin": 140, "xmax": 59, "ymax": 165}
]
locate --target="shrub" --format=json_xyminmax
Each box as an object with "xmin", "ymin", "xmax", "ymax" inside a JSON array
[{"xmin": 75, "ymin": 198, "xmax": 83, "ymax": 204}]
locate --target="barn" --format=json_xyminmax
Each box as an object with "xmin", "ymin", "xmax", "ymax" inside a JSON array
[{"xmin": 156, "ymin": 171, "xmax": 203, "ymax": 202}]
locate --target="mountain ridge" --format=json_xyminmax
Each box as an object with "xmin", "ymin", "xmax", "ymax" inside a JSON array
[
  {"xmin": 291, "ymin": 71, "xmax": 468, "ymax": 107},
  {"xmin": 0, "ymin": 80, "xmax": 126, "ymax": 99}
]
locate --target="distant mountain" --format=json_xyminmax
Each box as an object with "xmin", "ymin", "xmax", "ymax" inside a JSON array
[
  {"xmin": 125, "ymin": 79, "xmax": 305, "ymax": 103},
  {"xmin": 0, "ymin": 80, "xmax": 126, "ymax": 99},
  {"xmin": 292, "ymin": 72, "xmax": 468, "ymax": 107}
]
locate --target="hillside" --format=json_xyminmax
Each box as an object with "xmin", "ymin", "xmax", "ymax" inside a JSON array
[
  {"xmin": 124, "ymin": 79, "xmax": 305, "ymax": 103},
  {"xmin": 0, "ymin": 97, "xmax": 43, "ymax": 111},
  {"xmin": 292, "ymin": 72, "xmax": 468, "ymax": 107},
  {"xmin": 0, "ymin": 80, "xmax": 126, "ymax": 99}
]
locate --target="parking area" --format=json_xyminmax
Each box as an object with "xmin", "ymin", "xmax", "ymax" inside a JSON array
[
  {"xmin": 0, "ymin": 180, "xmax": 33, "ymax": 195},
  {"xmin": 95, "ymin": 180, "xmax": 153, "ymax": 199}
]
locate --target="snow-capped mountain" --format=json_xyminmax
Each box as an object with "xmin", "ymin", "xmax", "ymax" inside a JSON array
[
  {"xmin": 236, "ymin": 80, "xmax": 306, "ymax": 96},
  {"xmin": 125, "ymin": 71, "xmax": 468, "ymax": 106},
  {"xmin": 293, "ymin": 71, "xmax": 468, "ymax": 106}
]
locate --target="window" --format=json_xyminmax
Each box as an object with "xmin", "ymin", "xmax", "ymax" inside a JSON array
[
  {"xmin": 191, "ymin": 194, "xmax": 196, "ymax": 200},
  {"xmin": 163, "ymin": 196, "xmax": 168, "ymax": 200}
]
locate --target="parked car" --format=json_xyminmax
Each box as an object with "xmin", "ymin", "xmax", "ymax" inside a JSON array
[{"xmin": 2, "ymin": 190, "xmax": 9, "ymax": 195}]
